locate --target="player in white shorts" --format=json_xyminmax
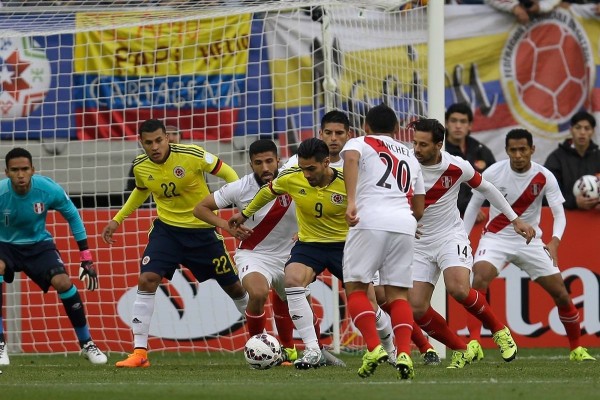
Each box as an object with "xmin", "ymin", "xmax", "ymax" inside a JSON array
[
  {"xmin": 411, "ymin": 118, "xmax": 536, "ymax": 368},
  {"xmin": 193, "ymin": 139, "xmax": 299, "ymax": 362},
  {"xmin": 463, "ymin": 128, "xmax": 595, "ymax": 362},
  {"xmin": 282, "ymin": 110, "xmax": 400, "ymax": 368},
  {"xmin": 341, "ymin": 104, "xmax": 425, "ymax": 380}
]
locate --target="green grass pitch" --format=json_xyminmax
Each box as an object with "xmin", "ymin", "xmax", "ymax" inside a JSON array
[{"xmin": 1, "ymin": 348, "xmax": 598, "ymax": 400}]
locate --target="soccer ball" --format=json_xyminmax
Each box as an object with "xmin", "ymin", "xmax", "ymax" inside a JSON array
[
  {"xmin": 572, "ymin": 175, "xmax": 599, "ymax": 200},
  {"xmin": 244, "ymin": 333, "xmax": 282, "ymax": 370}
]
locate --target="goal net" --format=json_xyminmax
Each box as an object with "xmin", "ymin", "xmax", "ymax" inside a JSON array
[{"xmin": 0, "ymin": 0, "xmax": 429, "ymax": 355}]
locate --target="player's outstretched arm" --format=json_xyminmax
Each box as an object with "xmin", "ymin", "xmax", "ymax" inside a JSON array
[
  {"xmin": 343, "ymin": 150, "xmax": 360, "ymax": 227},
  {"xmin": 545, "ymin": 202, "xmax": 566, "ymax": 266},
  {"xmin": 463, "ymin": 193, "xmax": 485, "ymax": 234},
  {"xmin": 193, "ymin": 194, "xmax": 251, "ymax": 240},
  {"xmin": 228, "ymin": 212, "xmax": 248, "ymax": 230},
  {"xmin": 194, "ymin": 194, "xmax": 229, "ymax": 230},
  {"xmin": 474, "ymin": 178, "xmax": 535, "ymax": 243},
  {"xmin": 411, "ymin": 194, "xmax": 425, "ymax": 222},
  {"xmin": 101, "ymin": 220, "xmax": 120, "ymax": 245},
  {"xmin": 211, "ymin": 159, "xmax": 239, "ymax": 183},
  {"xmin": 511, "ymin": 218, "xmax": 535, "ymax": 244}
]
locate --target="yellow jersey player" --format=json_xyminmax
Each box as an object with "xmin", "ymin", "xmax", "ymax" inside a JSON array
[
  {"xmin": 229, "ymin": 138, "xmax": 347, "ymax": 369},
  {"xmin": 101, "ymin": 119, "xmax": 248, "ymax": 368}
]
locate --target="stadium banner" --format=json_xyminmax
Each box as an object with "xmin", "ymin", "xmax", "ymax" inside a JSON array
[
  {"xmin": 266, "ymin": 4, "xmax": 600, "ymax": 164},
  {"xmin": 448, "ymin": 208, "xmax": 600, "ymax": 349},
  {"xmin": 72, "ymin": 12, "xmax": 252, "ymax": 141},
  {"xmin": 0, "ymin": 33, "xmax": 73, "ymax": 140},
  {"xmin": 13, "ymin": 208, "xmax": 599, "ymax": 353}
]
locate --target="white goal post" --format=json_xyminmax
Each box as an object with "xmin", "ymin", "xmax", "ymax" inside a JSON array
[{"xmin": 0, "ymin": 0, "xmax": 445, "ymax": 357}]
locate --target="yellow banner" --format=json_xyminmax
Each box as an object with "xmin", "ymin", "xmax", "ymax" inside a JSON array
[{"xmin": 74, "ymin": 12, "xmax": 252, "ymax": 76}]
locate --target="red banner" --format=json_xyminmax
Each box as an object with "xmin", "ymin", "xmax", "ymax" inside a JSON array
[
  {"xmin": 9, "ymin": 208, "xmax": 599, "ymax": 353},
  {"xmin": 448, "ymin": 208, "xmax": 600, "ymax": 349}
]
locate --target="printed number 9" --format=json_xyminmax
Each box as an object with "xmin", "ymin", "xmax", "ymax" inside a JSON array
[{"xmin": 315, "ymin": 202, "xmax": 323, "ymax": 218}]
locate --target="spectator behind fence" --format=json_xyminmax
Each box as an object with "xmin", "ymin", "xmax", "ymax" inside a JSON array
[
  {"xmin": 544, "ymin": 111, "xmax": 600, "ymax": 210},
  {"xmin": 559, "ymin": 1, "xmax": 600, "ymax": 16},
  {"xmin": 485, "ymin": 0, "xmax": 561, "ymax": 24},
  {"xmin": 444, "ymin": 102, "xmax": 496, "ymax": 222}
]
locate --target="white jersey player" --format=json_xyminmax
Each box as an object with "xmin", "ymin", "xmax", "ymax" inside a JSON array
[
  {"xmin": 410, "ymin": 118, "xmax": 535, "ymax": 368},
  {"xmin": 341, "ymin": 104, "xmax": 425, "ymax": 380},
  {"xmin": 193, "ymin": 139, "xmax": 298, "ymax": 354},
  {"xmin": 463, "ymin": 128, "xmax": 595, "ymax": 362}
]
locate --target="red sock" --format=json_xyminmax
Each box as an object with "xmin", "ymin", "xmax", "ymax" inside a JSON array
[
  {"xmin": 245, "ymin": 310, "xmax": 266, "ymax": 337},
  {"xmin": 271, "ymin": 292, "xmax": 294, "ymax": 348},
  {"xmin": 465, "ymin": 289, "xmax": 486, "ymax": 340},
  {"xmin": 558, "ymin": 302, "xmax": 581, "ymax": 350},
  {"xmin": 388, "ymin": 299, "xmax": 413, "ymax": 355},
  {"xmin": 461, "ymin": 288, "xmax": 504, "ymax": 334},
  {"xmin": 380, "ymin": 302, "xmax": 391, "ymax": 315},
  {"xmin": 415, "ymin": 307, "xmax": 466, "ymax": 351},
  {"xmin": 347, "ymin": 291, "xmax": 380, "ymax": 351},
  {"xmin": 411, "ymin": 319, "xmax": 433, "ymax": 353}
]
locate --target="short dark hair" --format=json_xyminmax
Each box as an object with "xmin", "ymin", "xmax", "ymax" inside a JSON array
[
  {"xmin": 408, "ymin": 118, "xmax": 446, "ymax": 144},
  {"xmin": 297, "ymin": 137, "xmax": 329, "ymax": 162},
  {"xmin": 505, "ymin": 128, "xmax": 533, "ymax": 147},
  {"xmin": 364, "ymin": 104, "xmax": 398, "ymax": 134},
  {"xmin": 248, "ymin": 139, "xmax": 278, "ymax": 158},
  {"xmin": 139, "ymin": 119, "xmax": 166, "ymax": 137},
  {"xmin": 445, "ymin": 102, "xmax": 473, "ymax": 122},
  {"xmin": 321, "ymin": 110, "xmax": 350, "ymax": 131},
  {"xmin": 5, "ymin": 147, "xmax": 33, "ymax": 168},
  {"xmin": 570, "ymin": 111, "xmax": 596, "ymax": 129},
  {"xmin": 165, "ymin": 125, "xmax": 180, "ymax": 135}
]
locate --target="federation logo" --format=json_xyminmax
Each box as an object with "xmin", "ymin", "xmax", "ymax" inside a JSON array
[
  {"xmin": 530, "ymin": 183, "xmax": 542, "ymax": 196},
  {"xmin": 277, "ymin": 194, "xmax": 292, "ymax": 207},
  {"xmin": 330, "ymin": 193, "xmax": 344, "ymax": 205},
  {"xmin": 33, "ymin": 202, "xmax": 45, "ymax": 214},
  {"xmin": 441, "ymin": 176, "xmax": 453, "ymax": 189},
  {"xmin": 500, "ymin": 9, "xmax": 594, "ymax": 137},
  {"xmin": 173, "ymin": 166, "xmax": 185, "ymax": 178},
  {"xmin": 0, "ymin": 36, "xmax": 51, "ymax": 119},
  {"xmin": 142, "ymin": 256, "xmax": 151, "ymax": 265}
]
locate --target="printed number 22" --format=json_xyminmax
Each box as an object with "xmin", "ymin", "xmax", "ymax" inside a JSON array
[{"xmin": 161, "ymin": 182, "xmax": 180, "ymax": 198}]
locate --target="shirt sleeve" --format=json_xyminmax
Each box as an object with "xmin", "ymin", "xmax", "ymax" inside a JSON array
[
  {"xmin": 214, "ymin": 180, "xmax": 242, "ymax": 209},
  {"xmin": 113, "ymin": 188, "xmax": 152, "ymax": 224},
  {"xmin": 544, "ymin": 170, "xmax": 566, "ymax": 208},
  {"xmin": 52, "ymin": 183, "xmax": 87, "ymax": 242},
  {"xmin": 241, "ymin": 183, "xmax": 278, "ymax": 218}
]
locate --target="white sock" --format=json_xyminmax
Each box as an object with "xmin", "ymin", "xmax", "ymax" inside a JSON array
[
  {"xmin": 285, "ymin": 287, "xmax": 319, "ymax": 350},
  {"xmin": 375, "ymin": 306, "xmax": 395, "ymax": 354},
  {"xmin": 232, "ymin": 291, "xmax": 249, "ymax": 315},
  {"xmin": 132, "ymin": 290, "xmax": 155, "ymax": 349}
]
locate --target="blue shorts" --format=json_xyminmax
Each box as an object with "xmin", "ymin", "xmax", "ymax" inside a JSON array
[
  {"xmin": 141, "ymin": 219, "xmax": 239, "ymax": 286},
  {"xmin": 285, "ymin": 241, "xmax": 344, "ymax": 281},
  {"xmin": 0, "ymin": 241, "xmax": 67, "ymax": 292}
]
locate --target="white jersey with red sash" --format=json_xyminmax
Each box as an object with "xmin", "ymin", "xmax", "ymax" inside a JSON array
[
  {"xmin": 340, "ymin": 135, "xmax": 424, "ymax": 234},
  {"xmin": 476, "ymin": 160, "xmax": 564, "ymax": 240},
  {"xmin": 214, "ymin": 172, "xmax": 297, "ymax": 258},
  {"xmin": 417, "ymin": 151, "xmax": 482, "ymax": 242}
]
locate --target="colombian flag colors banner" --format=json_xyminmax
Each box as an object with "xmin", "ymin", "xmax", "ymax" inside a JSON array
[
  {"xmin": 266, "ymin": 4, "xmax": 600, "ymax": 164},
  {"xmin": 73, "ymin": 12, "xmax": 251, "ymax": 140}
]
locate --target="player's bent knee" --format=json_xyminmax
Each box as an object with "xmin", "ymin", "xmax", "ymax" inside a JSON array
[{"xmin": 222, "ymin": 281, "xmax": 246, "ymax": 298}]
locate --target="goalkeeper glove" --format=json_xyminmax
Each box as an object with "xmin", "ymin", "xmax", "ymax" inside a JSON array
[{"xmin": 79, "ymin": 250, "xmax": 99, "ymax": 291}]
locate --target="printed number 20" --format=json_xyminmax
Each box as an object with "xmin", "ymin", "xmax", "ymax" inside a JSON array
[{"xmin": 375, "ymin": 153, "xmax": 411, "ymax": 192}]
